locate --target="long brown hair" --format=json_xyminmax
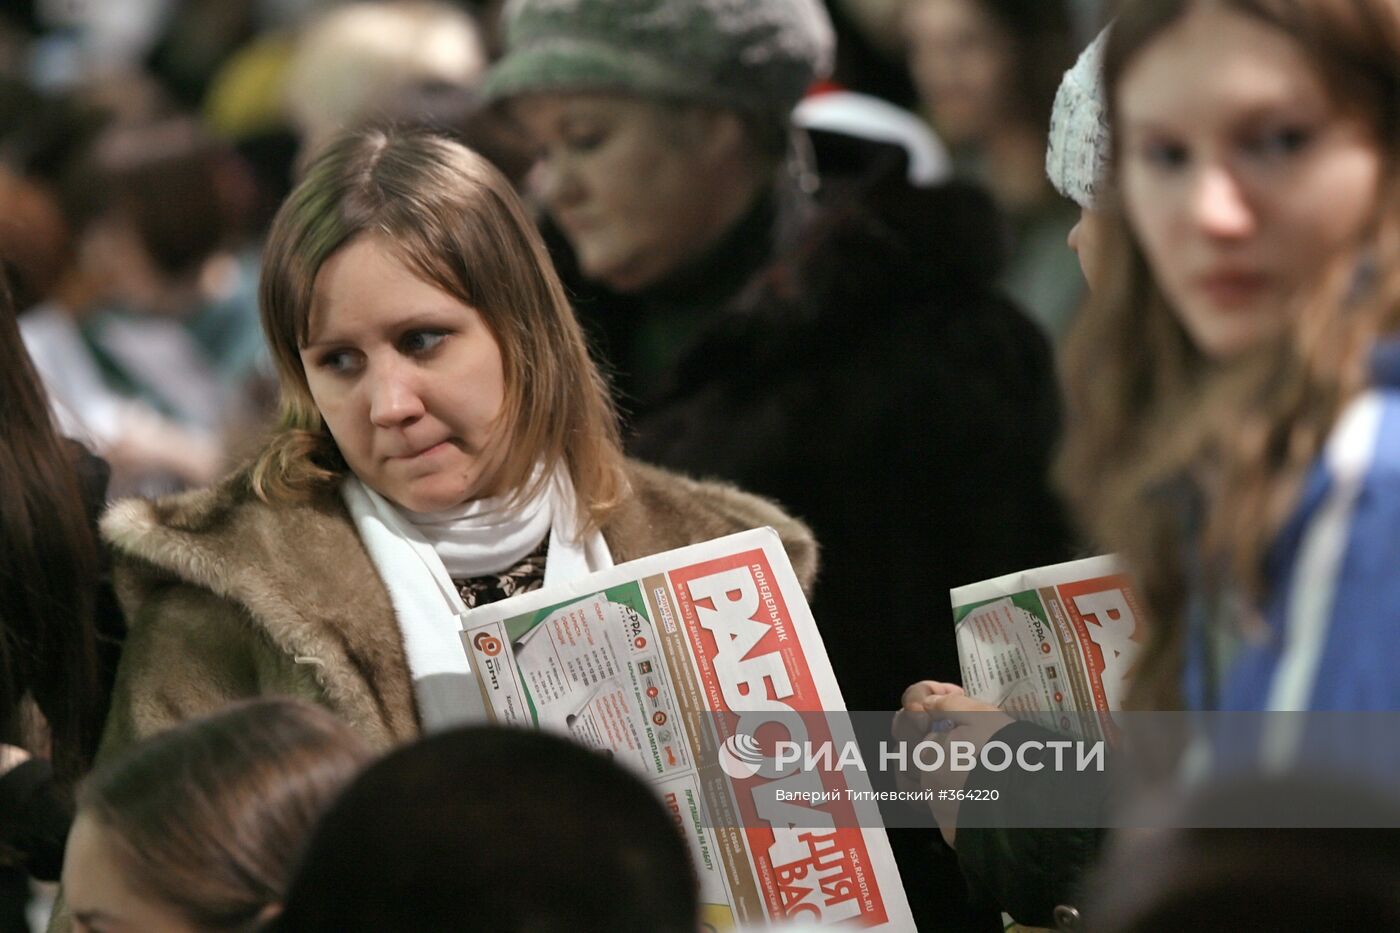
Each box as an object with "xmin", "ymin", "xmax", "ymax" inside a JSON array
[
  {"xmin": 0, "ymin": 271, "xmax": 102, "ymax": 779},
  {"xmin": 252, "ymin": 128, "xmax": 627, "ymax": 529},
  {"xmin": 77, "ymin": 698, "xmax": 372, "ymax": 932},
  {"xmin": 1058, "ymin": 0, "xmax": 1400, "ymax": 708}
]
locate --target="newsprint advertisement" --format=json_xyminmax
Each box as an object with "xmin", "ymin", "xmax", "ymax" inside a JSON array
[
  {"xmin": 459, "ymin": 527, "xmax": 915, "ymax": 930},
  {"xmin": 952, "ymin": 556, "xmax": 1148, "ymax": 739}
]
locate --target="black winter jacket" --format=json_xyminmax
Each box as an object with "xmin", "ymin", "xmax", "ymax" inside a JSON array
[{"xmin": 555, "ymin": 165, "xmax": 1077, "ymax": 931}]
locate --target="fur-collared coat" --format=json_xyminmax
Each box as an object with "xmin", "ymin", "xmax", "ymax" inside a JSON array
[{"xmin": 95, "ymin": 460, "xmax": 818, "ymax": 759}]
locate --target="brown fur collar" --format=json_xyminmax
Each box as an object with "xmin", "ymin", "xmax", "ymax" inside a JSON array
[{"xmin": 100, "ymin": 460, "xmax": 817, "ymax": 733}]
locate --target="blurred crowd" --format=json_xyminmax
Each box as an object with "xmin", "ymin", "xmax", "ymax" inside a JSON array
[
  {"xmin": 0, "ymin": 0, "xmax": 1104, "ymax": 496},
  {"xmin": 0, "ymin": 9, "xmax": 1096, "ymax": 919},
  {"xmin": 3, "ymin": 0, "xmax": 1400, "ymax": 931}
]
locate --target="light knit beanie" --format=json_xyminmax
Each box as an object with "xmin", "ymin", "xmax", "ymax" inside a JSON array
[
  {"xmin": 481, "ymin": 0, "xmax": 835, "ymax": 120},
  {"xmin": 284, "ymin": 2, "xmax": 486, "ymax": 146},
  {"xmin": 1045, "ymin": 27, "xmax": 1111, "ymax": 209}
]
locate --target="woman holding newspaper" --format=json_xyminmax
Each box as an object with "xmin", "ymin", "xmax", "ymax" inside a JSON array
[
  {"xmin": 91, "ymin": 129, "xmax": 816, "ymax": 757},
  {"xmin": 901, "ymin": 0, "xmax": 1400, "ymax": 925}
]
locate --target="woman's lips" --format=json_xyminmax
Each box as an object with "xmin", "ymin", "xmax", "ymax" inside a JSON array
[
  {"xmin": 392, "ymin": 440, "xmax": 453, "ymax": 461},
  {"xmin": 1194, "ymin": 271, "xmax": 1270, "ymax": 307}
]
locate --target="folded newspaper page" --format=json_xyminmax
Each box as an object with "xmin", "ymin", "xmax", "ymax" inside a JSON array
[
  {"xmin": 458, "ymin": 527, "xmax": 914, "ymax": 930},
  {"xmin": 951, "ymin": 556, "xmax": 1146, "ymax": 741}
]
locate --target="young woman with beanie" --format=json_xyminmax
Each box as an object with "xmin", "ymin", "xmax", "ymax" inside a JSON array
[{"xmin": 901, "ymin": 0, "xmax": 1400, "ymax": 924}]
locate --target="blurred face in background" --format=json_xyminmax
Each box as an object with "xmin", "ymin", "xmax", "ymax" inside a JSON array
[
  {"xmin": 1117, "ymin": 4, "xmax": 1382, "ymax": 360},
  {"xmin": 904, "ymin": 0, "xmax": 1014, "ymax": 146},
  {"xmin": 301, "ymin": 236, "xmax": 507, "ymax": 513},
  {"xmin": 78, "ymin": 218, "xmax": 180, "ymax": 315},
  {"xmin": 510, "ymin": 93, "xmax": 753, "ymax": 293}
]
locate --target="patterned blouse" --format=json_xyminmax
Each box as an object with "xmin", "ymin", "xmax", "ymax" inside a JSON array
[{"xmin": 451, "ymin": 537, "xmax": 549, "ymax": 610}]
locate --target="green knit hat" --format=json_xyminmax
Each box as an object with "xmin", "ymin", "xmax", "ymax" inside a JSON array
[{"xmin": 481, "ymin": 0, "xmax": 835, "ymax": 119}]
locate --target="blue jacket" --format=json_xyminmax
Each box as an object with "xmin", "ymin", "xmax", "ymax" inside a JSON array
[
  {"xmin": 1187, "ymin": 341, "xmax": 1400, "ymax": 713},
  {"xmin": 958, "ymin": 345, "xmax": 1400, "ymax": 927}
]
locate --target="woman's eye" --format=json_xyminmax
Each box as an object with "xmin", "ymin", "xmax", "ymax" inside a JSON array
[
  {"xmin": 1142, "ymin": 140, "xmax": 1189, "ymax": 170},
  {"xmin": 400, "ymin": 330, "xmax": 446, "ymax": 355},
  {"xmin": 563, "ymin": 127, "xmax": 607, "ymax": 153},
  {"xmin": 318, "ymin": 349, "xmax": 359, "ymax": 374},
  {"xmin": 1245, "ymin": 125, "xmax": 1313, "ymax": 160}
]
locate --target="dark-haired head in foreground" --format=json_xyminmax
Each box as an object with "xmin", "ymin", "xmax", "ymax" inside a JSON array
[{"xmin": 273, "ymin": 726, "xmax": 698, "ymax": 933}]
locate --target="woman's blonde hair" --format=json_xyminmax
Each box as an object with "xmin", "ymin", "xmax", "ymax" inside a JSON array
[
  {"xmin": 252, "ymin": 128, "xmax": 628, "ymax": 529},
  {"xmin": 1057, "ymin": 0, "xmax": 1400, "ymax": 708}
]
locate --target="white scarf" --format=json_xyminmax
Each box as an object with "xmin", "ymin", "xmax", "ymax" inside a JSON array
[
  {"xmin": 342, "ymin": 466, "xmax": 613, "ymax": 731},
  {"xmin": 404, "ymin": 466, "xmax": 556, "ymax": 578}
]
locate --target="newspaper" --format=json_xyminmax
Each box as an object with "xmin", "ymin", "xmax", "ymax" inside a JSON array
[
  {"xmin": 458, "ymin": 527, "xmax": 914, "ymax": 930},
  {"xmin": 951, "ymin": 556, "xmax": 1146, "ymax": 741}
]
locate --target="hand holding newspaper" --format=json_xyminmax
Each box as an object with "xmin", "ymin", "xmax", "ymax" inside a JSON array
[
  {"xmin": 941, "ymin": 559, "xmax": 1148, "ymax": 933},
  {"xmin": 951, "ymin": 556, "xmax": 1148, "ymax": 740},
  {"xmin": 458, "ymin": 527, "xmax": 914, "ymax": 930}
]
